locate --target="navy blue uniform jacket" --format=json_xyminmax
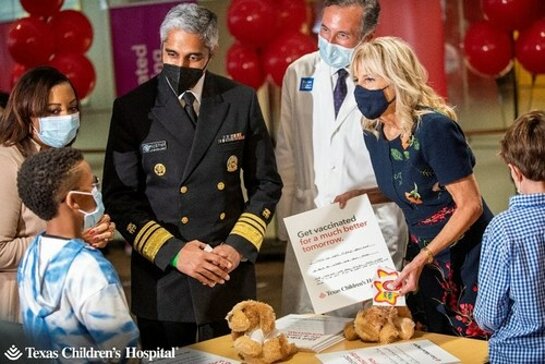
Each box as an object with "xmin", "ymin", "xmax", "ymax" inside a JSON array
[{"xmin": 102, "ymin": 72, "xmax": 282, "ymax": 324}]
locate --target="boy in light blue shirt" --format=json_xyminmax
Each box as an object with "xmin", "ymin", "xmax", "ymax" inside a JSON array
[{"xmin": 17, "ymin": 147, "xmax": 139, "ymax": 362}]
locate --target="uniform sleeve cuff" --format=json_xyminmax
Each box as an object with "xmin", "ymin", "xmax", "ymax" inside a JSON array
[
  {"xmin": 225, "ymin": 235, "xmax": 258, "ymax": 264},
  {"xmin": 155, "ymin": 238, "xmax": 184, "ymax": 271}
]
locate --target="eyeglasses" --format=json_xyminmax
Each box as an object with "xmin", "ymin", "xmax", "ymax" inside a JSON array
[
  {"xmin": 62, "ymin": 176, "xmax": 101, "ymax": 203},
  {"xmin": 92, "ymin": 176, "xmax": 101, "ymax": 190}
]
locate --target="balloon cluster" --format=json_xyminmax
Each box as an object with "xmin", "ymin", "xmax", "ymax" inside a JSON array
[
  {"xmin": 226, "ymin": 0, "xmax": 317, "ymax": 88},
  {"xmin": 7, "ymin": 0, "xmax": 96, "ymax": 98},
  {"xmin": 463, "ymin": 0, "xmax": 545, "ymax": 77}
]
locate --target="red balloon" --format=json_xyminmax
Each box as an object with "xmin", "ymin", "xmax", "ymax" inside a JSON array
[
  {"xmin": 482, "ymin": 0, "xmax": 540, "ymax": 31},
  {"xmin": 278, "ymin": 0, "xmax": 308, "ymax": 33},
  {"xmin": 10, "ymin": 64, "xmax": 28, "ymax": 89},
  {"xmin": 21, "ymin": 0, "xmax": 64, "ymax": 18},
  {"xmin": 49, "ymin": 10, "xmax": 94, "ymax": 54},
  {"xmin": 263, "ymin": 31, "xmax": 317, "ymax": 86},
  {"xmin": 463, "ymin": 21, "xmax": 513, "ymax": 77},
  {"xmin": 226, "ymin": 43, "xmax": 265, "ymax": 90},
  {"xmin": 7, "ymin": 17, "xmax": 55, "ymax": 67},
  {"xmin": 227, "ymin": 0, "xmax": 279, "ymax": 47},
  {"xmin": 515, "ymin": 19, "xmax": 545, "ymax": 74},
  {"xmin": 49, "ymin": 53, "xmax": 96, "ymax": 99}
]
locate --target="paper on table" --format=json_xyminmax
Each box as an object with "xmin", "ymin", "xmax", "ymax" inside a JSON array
[
  {"xmin": 276, "ymin": 314, "xmax": 353, "ymax": 352},
  {"xmin": 283, "ymin": 194, "xmax": 396, "ymax": 314},
  {"xmin": 316, "ymin": 339, "xmax": 460, "ymax": 364},
  {"xmin": 147, "ymin": 347, "xmax": 241, "ymax": 364}
]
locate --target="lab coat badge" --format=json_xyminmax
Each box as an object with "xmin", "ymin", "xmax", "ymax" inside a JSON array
[{"xmin": 299, "ymin": 77, "xmax": 314, "ymax": 91}]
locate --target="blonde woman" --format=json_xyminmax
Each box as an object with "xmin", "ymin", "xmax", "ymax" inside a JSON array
[{"xmin": 339, "ymin": 37, "xmax": 492, "ymax": 338}]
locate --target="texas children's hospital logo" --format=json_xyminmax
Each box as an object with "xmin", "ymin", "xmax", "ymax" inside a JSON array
[
  {"xmin": 3, "ymin": 345, "xmax": 175, "ymax": 362},
  {"xmin": 4, "ymin": 345, "xmax": 23, "ymax": 361}
]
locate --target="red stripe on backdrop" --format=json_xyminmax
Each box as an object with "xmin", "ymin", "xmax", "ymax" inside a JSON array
[
  {"xmin": 0, "ymin": 21, "xmax": 16, "ymax": 93},
  {"xmin": 375, "ymin": 0, "xmax": 447, "ymax": 98}
]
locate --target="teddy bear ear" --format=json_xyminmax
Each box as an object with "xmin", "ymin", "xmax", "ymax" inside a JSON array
[{"xmin": 258, "ymin": 302, "xmax": 276, "ymax": 334}]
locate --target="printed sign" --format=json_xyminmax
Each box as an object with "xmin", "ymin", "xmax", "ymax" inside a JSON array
[{"xmin": 284, "ymin": 194, "xmax": 396, "ymax": 314}]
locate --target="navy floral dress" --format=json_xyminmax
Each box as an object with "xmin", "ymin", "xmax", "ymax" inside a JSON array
[{"xmin": 364, "ymin": 111, "xmax": 493, "ymax": 338}]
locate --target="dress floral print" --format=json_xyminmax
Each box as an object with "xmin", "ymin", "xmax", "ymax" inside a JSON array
[{"xmin": 363, "ymin": 111, "xmax": 493, "ymax": 338}]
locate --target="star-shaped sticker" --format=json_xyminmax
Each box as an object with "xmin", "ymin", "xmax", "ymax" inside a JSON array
[{"xmin": 373, "ymin": 269, "xmax": 401, "ymax": 305}]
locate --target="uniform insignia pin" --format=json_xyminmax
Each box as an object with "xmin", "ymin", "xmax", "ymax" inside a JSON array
[
  {"xmin": 127, "ymin": 223, "xmax": 137, "ymax": 234},
  {"xmin": 154, "ymin": 163, "xmax": 166, "ymax": 176},
  {"xmin": 227, "ymin": 155, "xmax": 238, "ymax": 172}
]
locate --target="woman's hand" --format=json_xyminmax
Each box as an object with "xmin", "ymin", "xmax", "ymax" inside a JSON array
[
  {"xmin": 393, "ymin": 253, "xmax": 428, "ymax": 295},
  {"xmin": 82, "ymin": 214, "xmax": 116, "ymax": 248}
]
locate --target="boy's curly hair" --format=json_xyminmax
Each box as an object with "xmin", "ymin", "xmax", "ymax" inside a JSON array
[{"xmin": 17, "ymin": 147, "xmax": 84, "ymax": 220}]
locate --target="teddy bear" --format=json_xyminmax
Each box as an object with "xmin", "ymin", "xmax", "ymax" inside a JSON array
[
  {"xmin": 343, "ymin": 306, "xmax": 415, "ymax": 344},
  {"xmin": 225, "ymin": 300, "xmax": 297, "ymax": 364}
]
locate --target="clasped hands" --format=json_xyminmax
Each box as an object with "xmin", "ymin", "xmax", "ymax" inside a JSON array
[
  {"xmin": 174, "ymin": 241, "xmax": 242, "ymax": 288},
  {"xmin": 81, "ymin": 214, "xmax": 116, "ymax": 249}
]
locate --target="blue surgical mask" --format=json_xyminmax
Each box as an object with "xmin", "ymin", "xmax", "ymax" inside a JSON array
[
  {"xmin": 35, "ymin": 113, "xmax": 80, "ymax": 148},
  {"xmin": 318, "ymin": 35, "xmax": 355, "ymax": 69},
  {"xmin": 354, "ymin": 85, "xmax": 395, "ymax": 119},
  {"xmin": 70, "ymin": 186, "xmax": 105, "ymax": 231}
]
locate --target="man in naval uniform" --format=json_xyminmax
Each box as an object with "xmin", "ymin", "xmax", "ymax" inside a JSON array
[{"xmin": 102, "ymin": 3, "xmax": 282, "ymax": 349}]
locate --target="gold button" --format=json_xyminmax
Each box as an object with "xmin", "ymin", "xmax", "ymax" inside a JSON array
[
  {"xmin": 180, "ymin": 186, "xmax": 188, "ymax": 194},
  {"xmin": 219, "ymin": 212, "xmax": 226, "ymax": 220},
  {"xmin": 181, "ymin": 217, "xmax": 189, "ymax": 224},
  {"xmin": 217, "ymin": 182, "xmax": 225, "ymax": 191}
]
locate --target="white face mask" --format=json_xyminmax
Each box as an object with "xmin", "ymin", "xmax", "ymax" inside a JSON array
[
  {"xmin": 35, "ymin": 113, "xmax": 80, "ymax": 148},
  {"xmin": 318, "ymin": 35, "xmax": 355, "ymax": 69},
  {"xmin": 69, "ymin": 186, "xmax": 105, "ymax": 230}
]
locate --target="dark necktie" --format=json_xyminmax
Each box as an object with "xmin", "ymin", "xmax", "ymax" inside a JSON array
[
  {"xmin": 333, "ymin": 68, "xmax": 348, "ymax": 118},
  {"xmin": 182, "ymin": 92, "xmax": 198, "ymax": 126}
]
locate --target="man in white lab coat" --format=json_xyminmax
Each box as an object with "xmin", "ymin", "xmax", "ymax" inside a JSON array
[{"xmin": 275, "ymin": 0, "xmax": 408, "ymax": 316}]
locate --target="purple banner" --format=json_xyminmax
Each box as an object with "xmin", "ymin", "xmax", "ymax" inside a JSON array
[{"xmin": 109, "ymin": 0, "xmax": 194, "ymax": 97}]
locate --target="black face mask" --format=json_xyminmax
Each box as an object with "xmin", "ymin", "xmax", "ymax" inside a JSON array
[
  {"xmin": 354, "ymin": 85, "xmax": 395, "ymax": 120},
  {"xmin": 162, "ymin": 63, "xmax": 205, "ymax": 96}
]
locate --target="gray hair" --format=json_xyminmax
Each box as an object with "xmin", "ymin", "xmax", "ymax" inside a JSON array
[
  {"xmin": 159, "ymin": 3, "xmax": 219, "ymax": 50},
  {"xmin": 323, "ymin": 0, "xmax": 380, "ymax": 39}
]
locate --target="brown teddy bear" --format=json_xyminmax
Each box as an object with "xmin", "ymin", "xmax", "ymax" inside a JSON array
[
  {"xmin": 344, "ymin": 306, "xmax": 415, "ymax": 344},
  {"xmin": 225, "ymin": 300, "xmax": 297, "ymax": 364}
]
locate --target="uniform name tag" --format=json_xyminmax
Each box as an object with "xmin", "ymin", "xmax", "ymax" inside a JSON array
[
  {"xmin": 299, "ymin": 77, "xmax": 314, "ymax": 91},
  {"xmin": 141, "ymin": 140, "xmax": 167, "ymax": 153}
]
